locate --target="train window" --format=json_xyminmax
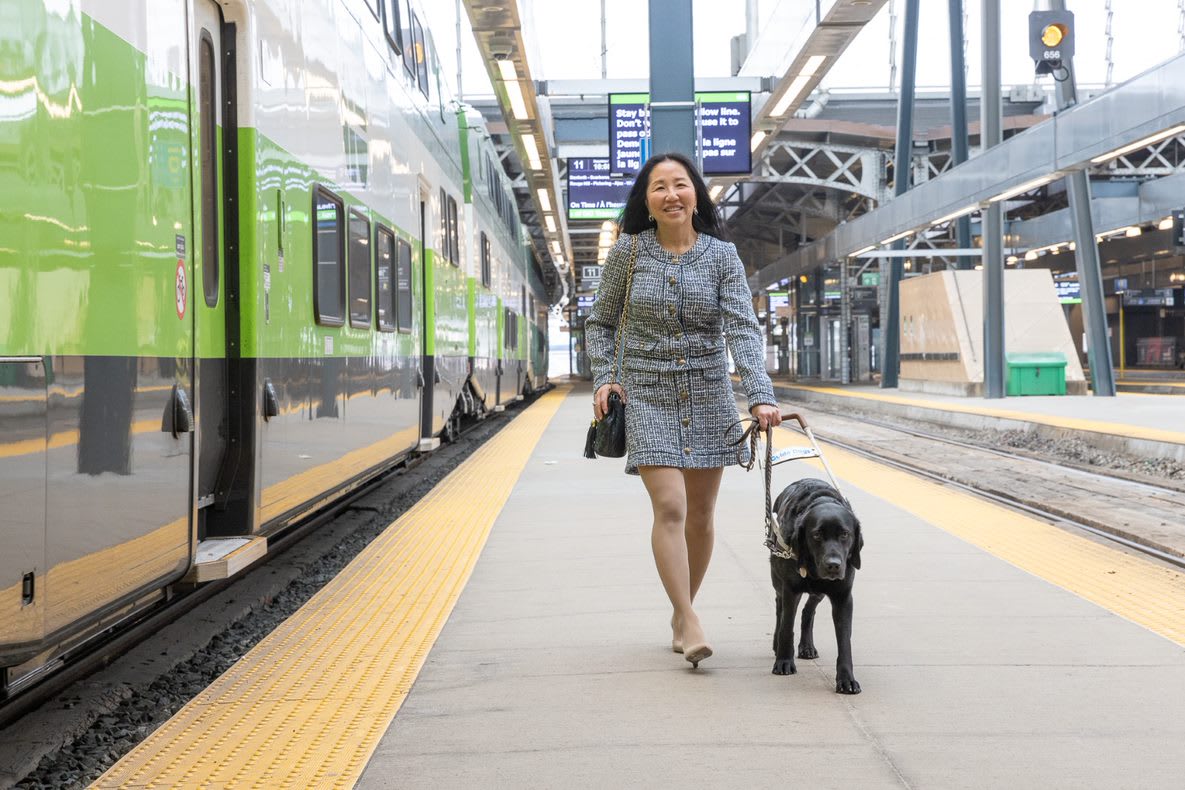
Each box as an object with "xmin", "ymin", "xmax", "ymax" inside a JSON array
[
  {"xmin": 313, "ymin": 187, "xmax": 345, "ymax": 326},
  {"xmin": 384, "ymin": 0, "xmax": 403, "ymax": 54},
  {"xmin": 447, "ymin": 196, "xmax": 459, "ymax": 266},
  {"xmin": 480, "ymin": 232, "xmax": 491, "ymax": 287},
  {"xmin": 395, "ymin": 237, "xmax": 413, "ymax": 333},
  {"xmin": 198, "ymin": 32, "xmax": 219, "ymax": 308},
  {"xmin": 411, "ymin": 14, "xmax": 429, "ymax": 99},
  {"xmin": 401, "ymin": 0, "xmax": 415, "ymax": 77},
  {"xmin": 375, "ymin": 225, "xmax": 396, "ymax": 332},
  {"xmin": 347, "ymin": 209, "xmax": 372, "ymax": 328}
]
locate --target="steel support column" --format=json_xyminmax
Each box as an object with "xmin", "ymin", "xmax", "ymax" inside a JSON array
[
  {"xmin": 882, "ymin": 0, "xmax": 920, "ymax": 389},
  {"xmin": 1044, "ymin": 0, "xmax": 1116, "ymax": 395},
  {"xmin": 948, "ymin": 0, "xmax": 972, "ymax": 268},
  {"xmin": 648, "ymin": 0, "xmax": 696, "ymax": 162},
  {"xmin": 982, "ymin": 0, "xmax": 1005, "ymax": 398}
]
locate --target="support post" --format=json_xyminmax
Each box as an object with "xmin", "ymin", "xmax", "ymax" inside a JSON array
[
  {"xmin": 882, "ymin": 0, "xmax": 920, "ymax": 389},
  {"xmin": 948, "ymin": 0, "xmax": 972, "ymax": 268},
  {"xmin": 1042, "ymin": 0, "xmax": 1115, "ymax": 395},
  {"xmin": 982, "ymin": 0, "xmax": 1005, "ymax": 398},
  {"xmin": 648, "ymin": 0, "xmax": 696, "ymax": 162},
  {"xmin": 841, "ymin": 258, "xmax": 852, "ymax": 384}
]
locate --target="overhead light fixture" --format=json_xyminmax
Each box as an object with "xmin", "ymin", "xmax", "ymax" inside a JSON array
[
  {"xmin": 1006, "ymin": 255, "xmax": 1019, "ymax": 264},
  {"xmin": 769, "ymin": 74, "xmax": 812, "ymax": 117},
  {"xmin": 522, "ymin": 134, "xmax": 542, "ymax": 170},
  {"xmin": 1159, "ymin": 216, "xmax": 1175, "ymax": 230},
  {"xmin": 709, "ymin": 184, "xmax": 724, "ymax": 200},
  {"xmin": 497, "ymin": 60, "xmax": 530, "ymax": 121},
  {"xmin": 989, "ymin": 175, "xmax": 1056, "ymax": 203},
  {"xmin": 931, "ymin": 204, "xmax": 978, "ymax": 226},
  {"xmin": 544, "ymin": 214, "xmax": 556, "ymax": 233},
  {"xmin": 1125, "ymin": 226, "xmax": 1143, "ymax": 237},
  {"xmin": 799, "ymin": 54, "xmax": 827, "ymax": 77},
  {"xmin": 1090, "ymin": 124, "xmax": 1185, "ymax": 164},
  {"xmin": 750, "ymin": 130, "xmax": 767, "ymax": 151},
  {"xmin": 881, "ymin": 229, "xmax": 913, "ymax": 245},
  {"xmin": 550, "ymin": 240, "xmax": 561, "ymax": 255},
  {"xmin": 852, "ymin": 245, "xmax": 877, "ymax": 256},
  {"xmin": 536, "ymin": 188, "xmax": 552, "ymax": 213},
  {"xmin": 1024, "ymin": 250, "xmax": 1038, "ymax": 261}
]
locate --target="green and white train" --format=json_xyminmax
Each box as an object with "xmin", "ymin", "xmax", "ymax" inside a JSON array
[{"xmin": 0, "ymin": 0, "xmax": 551, "ymax": 693}]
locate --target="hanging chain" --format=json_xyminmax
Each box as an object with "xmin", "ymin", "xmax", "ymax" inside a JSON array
[{"xmin": 888, "ymin": 0, "xmax": 899, "ymax": 93}]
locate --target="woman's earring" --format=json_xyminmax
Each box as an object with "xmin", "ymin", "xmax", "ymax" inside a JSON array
[{"xmin": 647, "ymin": 214, "xmax": 654, "ymax": 222}]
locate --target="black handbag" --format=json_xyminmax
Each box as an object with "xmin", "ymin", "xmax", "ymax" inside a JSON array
[
  {"xmin": 584, "ymin": 236, "xmax": 638, "ymax": 460},
  {"xmin": 584, "ymin": 391, "xmax": 626, "ymax": 458}
]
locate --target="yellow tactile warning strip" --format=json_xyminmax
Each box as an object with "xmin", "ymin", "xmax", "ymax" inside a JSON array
[
  {"xmin": 773, "ymin": 429, "xmax": 1185, "ymax": 647},
  {"xmin": 786, "ymin": 383, "xmax": 1185, "ymax": 446},
  {"xmin": 94, "ymin": 386, "xmax": 569, "ymax": 789}
]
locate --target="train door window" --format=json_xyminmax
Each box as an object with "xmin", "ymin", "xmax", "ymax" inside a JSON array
[
  {"xmin": 376, "ymin": 225, "xmax": 396, "ymax": 332},
  {"xmin": 411, "ymin": 14, "xmax": 428, "ymax": 99},
  {"xmin": 400, "ymin": 1, "xmax": 415, "ymax": 76},
  {"xmin": 347, "ymin": 209, "xmax": 372, "ymax": 328},
  {"xmin": 447, "ymin": 195, "xmax": 459, "ymax": 266},
  {"xmin": 480, "ymin": 232, "xmax": 491, "ymax": 287},
  {"xmin": 438, "ymin": 188, "xmax": 448, "ymax": 264},
  {"xmin": 384, "ymin": 0, "xmax": 403, "ymax": 54},
  {"xmin": 395, "ymin": 237, "xmax": 413, "ymax": 332},
  {"xmin": 313, "ymin": 187, "xmax": 345, "ymax": 326},
  {"xmin": 198, "ymin": 32, "xmax": 219, "ymax": 307}
]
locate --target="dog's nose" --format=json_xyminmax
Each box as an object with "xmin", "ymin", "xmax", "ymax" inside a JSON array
[{"xmin": 824, "ymin": 558, "xmax": 843, "ymax": 575}]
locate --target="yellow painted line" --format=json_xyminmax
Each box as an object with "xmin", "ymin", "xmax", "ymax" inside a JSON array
[
  {"xmin": 786, "ymin": 383, "xmax": 1185, "ymax": 446},
  {"xmin": 772, "ymin": 429, "xmax": 1185, "ymax": 647},
  {"xmin": 94, "ymin": 386, "xmax": 570, "ymax": 789}
]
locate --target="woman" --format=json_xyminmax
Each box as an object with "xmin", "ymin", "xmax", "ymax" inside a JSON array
[{"xmin": 586, "ymin": 152, "xmax": 782, "ymax": 669}]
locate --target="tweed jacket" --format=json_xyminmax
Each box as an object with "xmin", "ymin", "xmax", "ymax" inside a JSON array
[{"xmin": 586, "ymin": 229, "xmax": 776, "ymax": 411}]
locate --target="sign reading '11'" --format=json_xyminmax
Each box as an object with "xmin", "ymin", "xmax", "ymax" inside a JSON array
[{"xmin": 609, "ymin": 92, "xmax": 752, "ymax": 176}]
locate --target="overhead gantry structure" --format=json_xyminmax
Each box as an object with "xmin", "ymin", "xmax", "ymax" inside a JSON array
[
  {"xmin": 709, "ymin": 0, "xmax": 890, "ymax": 205},
  {"xmin": 462, "ymin": 0, "xmax": 571, "ymax": 301}
]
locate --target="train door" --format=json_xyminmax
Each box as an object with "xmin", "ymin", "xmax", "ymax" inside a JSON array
[
  {"xmin": 417, "ymin": 189, "xmax": 434, "ymax": 446},
  {"xmin": 192, "ymin": 0, "xmax": 232, "ymax": 521}
]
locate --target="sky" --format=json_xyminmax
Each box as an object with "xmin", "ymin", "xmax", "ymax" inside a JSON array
[{"xmin": 423, "ymin": 0, "xmax": 1185, "ymax": 101}]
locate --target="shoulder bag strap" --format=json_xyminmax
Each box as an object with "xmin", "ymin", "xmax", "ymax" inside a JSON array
[{"xmin": 612, "ymin": 235, "xmax": 639, "ymax": 383}]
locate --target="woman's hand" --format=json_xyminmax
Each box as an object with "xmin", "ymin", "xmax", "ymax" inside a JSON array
[
  {"xmin": 593, "ymin": 383, "xmax": 626, "ymax": 421},
  {"xmin": 750, "ymin": 404, "xmax": 782, "ymax": 431}
]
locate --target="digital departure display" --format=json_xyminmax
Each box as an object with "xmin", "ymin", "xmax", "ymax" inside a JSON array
[
  {"xmin": 608, "ymin": 92, "xmax": 752, "ymax": 176},
  {"xmin": 566, "ymin": 158, "xmax": 633, "ymax": 221}
]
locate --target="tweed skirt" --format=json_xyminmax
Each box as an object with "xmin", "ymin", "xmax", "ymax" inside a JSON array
[{"xmin": 622, "ymin": 366, "xmax": 751, "ymax": 475}]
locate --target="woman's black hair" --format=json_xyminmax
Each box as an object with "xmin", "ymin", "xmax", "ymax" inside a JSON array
[{"xmin": 617, "ymin": 152, "xmax": 728, "ymax": 240}]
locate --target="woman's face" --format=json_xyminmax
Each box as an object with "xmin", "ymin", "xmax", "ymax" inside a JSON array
[{"xmin": 645, "ymin": 160, "xmax": 697, "ymax": 234}]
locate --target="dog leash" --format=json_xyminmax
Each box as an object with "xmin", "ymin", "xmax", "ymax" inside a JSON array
[{"xmin": 728, "ymin": 418, "xmax": 796, "ymax": 560}]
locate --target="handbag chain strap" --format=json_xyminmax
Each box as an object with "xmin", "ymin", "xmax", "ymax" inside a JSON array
[{"xmin": 611, "ymin": 235, "xmax": 640, "ymax": 383}]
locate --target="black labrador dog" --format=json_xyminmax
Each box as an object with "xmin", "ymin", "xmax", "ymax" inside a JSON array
[{"xmin": 769, "ymin": 478, "xmax": 863, "ymax": 694}]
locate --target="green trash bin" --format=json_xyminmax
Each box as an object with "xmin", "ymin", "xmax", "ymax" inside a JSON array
[{"xmin": 1005, "ymin": 352, "xmax": 1067, "ymax": 396}]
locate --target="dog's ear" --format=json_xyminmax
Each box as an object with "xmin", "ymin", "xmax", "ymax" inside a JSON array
[
  {"xmin": 792, "ymin": 511, "xmax": 812, "ymax": 577},
  {"xmin": 849, "ymin": 516, "xmax": 863, "ymax": 570}
]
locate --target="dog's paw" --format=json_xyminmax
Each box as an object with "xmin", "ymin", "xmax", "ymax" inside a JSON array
[
  {"xmin": 835, "ymin": 676, "xmax": 861, "ymax": 694},
  {"xmin": 797, "ymin": 644, "xmax": 819, "ymax": 660},
  {"xmin": 771, "ymin": 658, "xmax": 797, "ymax": 675}
]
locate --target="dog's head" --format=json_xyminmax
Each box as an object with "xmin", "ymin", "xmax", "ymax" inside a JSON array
[{"xmin": 786, "ymin": 499, "xmax": 863, "ymax": 581}]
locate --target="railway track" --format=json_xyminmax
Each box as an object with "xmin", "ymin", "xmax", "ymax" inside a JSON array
[{"xmin": 789, "ymin": 407, "xmax": 1185, "ymax": 571}]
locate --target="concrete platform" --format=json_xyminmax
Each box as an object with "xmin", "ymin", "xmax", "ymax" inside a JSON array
[{"xmin": 357, "ymin": 384, "xmax": 1185, "ymax": 789}]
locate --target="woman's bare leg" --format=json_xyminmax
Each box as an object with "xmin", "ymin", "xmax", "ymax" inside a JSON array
[
  {"xmin": 639, "ymin": 465, "xmax": 708, "ymax": 655},
  {"xmin": 683, "ymin": 467, "xmax": 723, "ymax": 603}
]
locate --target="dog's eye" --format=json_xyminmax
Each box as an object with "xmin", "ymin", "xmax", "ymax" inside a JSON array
[{"xmin": 840, "ymin": 530, "xmax": 850, "ymax": 539}]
